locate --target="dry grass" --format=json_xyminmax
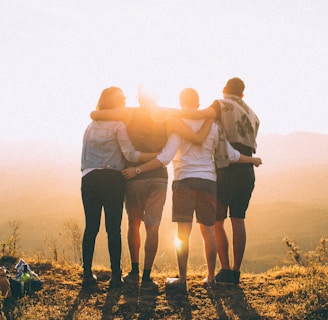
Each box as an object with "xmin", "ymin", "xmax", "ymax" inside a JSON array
[{"xmin": 1, "ymin": 257, "xmax": 327, "ymax": 320}]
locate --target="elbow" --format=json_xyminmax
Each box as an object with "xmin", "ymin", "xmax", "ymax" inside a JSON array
[
  {"xmin": 156, "ymin": 157, "xmax": 169, "ymax": 166},
  {"xmin": 159, "ymin": 160, "xmax": 168, "ymax": 167},
  {"xmin": 90, "ymin": 111, "xmax": 97, "ymax": 120}
]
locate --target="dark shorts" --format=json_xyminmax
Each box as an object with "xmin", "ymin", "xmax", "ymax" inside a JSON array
[
  {"xmin": 216, "ymin": 164, "xmax": 255, "ymax": 220},
  {"xmin": 172, "ymin": 178, "xmax": 217, "ymax": 226}
]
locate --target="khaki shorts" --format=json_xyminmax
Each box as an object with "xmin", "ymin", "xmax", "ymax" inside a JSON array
[{"xmin": 125, "ymin": 178, "xmax": 168, "ymax": 226}]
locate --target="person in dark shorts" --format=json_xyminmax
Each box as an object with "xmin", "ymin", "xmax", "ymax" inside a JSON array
[{"xmin": 176, "ymin": 78, "xmax": 261, "ymax": 285}]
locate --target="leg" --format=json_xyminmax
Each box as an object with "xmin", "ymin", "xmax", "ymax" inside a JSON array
[
  {"xmin": 176, "ymin": 222, "xmax": 192, "ymax": 282},
  {"xmin": 81, "ymin": 173, "xmax": 102, "ymax": 276},
  {"xmin": 229, "ymin": 166, "xmax": 254, "ymax": 271},
  {"xmin": 143, "ymin": 224, "xmax": 160, "ymax": 271},
  {"xmin": 124, "ymin": 179, "xmax": 148, "ymax": 275},
  {"xmin": 231, "ymin": 217, "xmax": 246, "ymax": 271},
  {"xmin": 141, "ymin": 224, "xmax": 161, "ymax": 290},
  {"xmin": 103, "ymin": 171, "xmax": 125, "ymax": 276},
  {"xmin": 127, "ymin": 219, "xmax": 142, "ymax": 265},
  {"xmin": 214, "ymin": 219, "xmax": 230, "ymax": 270},
  {"xmin": 167, "ymin": 179, "xmax": 194, "ymax": 287},
  {"xmin": 142, "ymin": 178, "xmax": 167, "ymax": 279},
  {"xmin": 199, "ymin": 224, "xmax": 217, "ymax": 282}
]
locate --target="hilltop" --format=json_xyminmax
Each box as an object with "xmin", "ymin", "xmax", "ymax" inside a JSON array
[
  {"xmin": 0, "ymin": 132, "xmax": 328, "ymax": 273},
  {"xmin": 0, "ymin": 258, "xmax": 327, "ymax": 319},
  {"xmin": 1, "ymin": 132, "xmax": 328, "ymax": 318}
]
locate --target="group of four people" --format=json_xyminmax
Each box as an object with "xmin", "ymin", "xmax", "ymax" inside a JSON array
[{"xmin": 80, "ymin": 77, "xmax": 261, "ymax": 291}]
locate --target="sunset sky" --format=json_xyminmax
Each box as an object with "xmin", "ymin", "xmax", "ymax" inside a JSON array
[{"xmin": 1, "ymin": 1, "xmax": 328, "ymax": 145}]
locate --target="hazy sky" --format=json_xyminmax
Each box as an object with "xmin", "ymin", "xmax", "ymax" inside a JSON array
[{"xmin": 1, "ymin": 0, "xmax": 328, "ymax": 145}]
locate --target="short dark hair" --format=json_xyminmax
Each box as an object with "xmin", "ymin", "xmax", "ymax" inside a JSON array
[{"xmin": 225, "ymin": 77, "xmax": 245, "ymax": 96}]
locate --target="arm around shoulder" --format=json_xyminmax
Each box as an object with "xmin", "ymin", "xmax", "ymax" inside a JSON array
[
  {"xmin": 90, "ymin": 108, "xmax": 132, "ymax": 122},
  {"xmin": 178, "ymin": 106, "xmax": 216, "ymax": 120},
  {"xmin": 167, "ymin": 118, "xmax": 214, "ymax": 144},
  {"xmin": 121, "ymin": 158, "xmax": 164, "ymax": 180}
]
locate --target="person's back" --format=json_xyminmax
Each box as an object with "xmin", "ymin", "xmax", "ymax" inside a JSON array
[
  {"xmin": 126, "ymin": 107, "xmax": 168, "ymax": 179},
  {"xmin": 218, "ymin": 78, "xmax": 259, "ymax": 154},
  {"xmin": 127, "ymin": 108, "xmax": 167, "ymax": 152},
  {"xmin": 124, "ymin": 100, "xmax": 170, "ymax": 290},
  {"xmin": 167, "ymin": 88, "xmax": 220, "ymax": 287},
  {"xmin": 81, "ymin": 120, "xmax": 137, "ymax": 172},
  {"xmin": 172, "ymin": 119, "xmax": 217, "ymax": 182},
  {"xmin": 81, "ymin": 87, "xmax": 140, "ymax": 289},
  {"xmin": 214, "ymin": 77, "xmax": 260, "ymax": 285}
]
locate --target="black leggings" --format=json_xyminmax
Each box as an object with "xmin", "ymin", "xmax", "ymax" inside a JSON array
[{"xmin": 81, "ymin": 169, "xmax": 125, "ymax": 275}]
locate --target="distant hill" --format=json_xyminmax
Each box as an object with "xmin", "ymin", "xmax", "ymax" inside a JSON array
[
  {"xmin": 1, "ymin": 131, "xmax": 327, "ymax": 211},
  {"xmin": 0, "ymin": 132, "xmax": 327, "ymax": 272},
  {"xmin": 256, "ymin": 131, "xmax": 328, "ymax": 171}
]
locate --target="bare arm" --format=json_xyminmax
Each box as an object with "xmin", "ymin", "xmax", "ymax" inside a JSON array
[
  {"xmin": 236, "ymin": 154, "xmax": 262, "ymax": 167},
  {"xmin": 174, "ymin": 106, "xmax": 217, "ymax": 120},
  {"xmin": 225, "ymin": 139, "xmax": 262, "ymax": 167},
  {"xmin": 122, "ymin": 158, "xmax": 163, "ymax": 180},
  {"xmin": 122, "ymin": 133, "xmax": 180, "ymax": 179},
  {"xmin": 90, "ymin": 108, "xmax": 133, "ymax": 123},
  {"xmin": 167, "ymin": 118, "xmax": 214, "ymax": 144},
  {"xmin": 138, "ymin": 152, "xmax": 159, "ymax": 162},
  {"xmin": 117, "ymin": 123, "xmax": 157, "ymax": 163}
]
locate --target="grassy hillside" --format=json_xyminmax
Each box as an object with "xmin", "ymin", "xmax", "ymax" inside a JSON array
[
  {"xmin": 1, "ymin": 133, "xmax": 327, "ymax": 273},
  {"xmin": 1, "ymin": 179, "xmax": 327, "ymax": 273},
  {"xmin": 0, "ymin": 257, "xmax": 327, "ymax": 320}
]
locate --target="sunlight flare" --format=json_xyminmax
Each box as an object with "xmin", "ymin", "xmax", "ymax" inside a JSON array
[{"xmin": 174, "ymin": 236, "xmax": 182, "ymax": 250}]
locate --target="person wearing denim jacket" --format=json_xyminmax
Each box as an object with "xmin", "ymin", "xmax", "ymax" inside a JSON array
[{"xmin": 81, "ymin": 87, "xmax": 157, "ymax": 289}]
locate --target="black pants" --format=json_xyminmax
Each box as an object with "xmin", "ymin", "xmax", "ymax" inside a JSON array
[{"xmin": 81, "ymin": 169, "xmax": 125, "ymax": 275}]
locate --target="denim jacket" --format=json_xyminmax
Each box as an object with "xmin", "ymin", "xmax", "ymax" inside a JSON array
[{"xmin": 81, "ymin": 120, "xmax": 140, "ymax": 173}]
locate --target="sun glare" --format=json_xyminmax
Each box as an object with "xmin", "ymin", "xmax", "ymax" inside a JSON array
[{"xmin": 174, "ymin": 236, "xmax": 182, "ymax": 250}]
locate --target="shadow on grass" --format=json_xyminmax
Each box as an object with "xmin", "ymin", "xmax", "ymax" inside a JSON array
[
  {"xmin": 101, "ymin": 287, "xmax": 123, "ymax": 320},
  {"xmin": 110, "ymin": 282, "xmax": 140, "ymax": 320},
  {"xmin": 165, "ymin": 286, "xmax": 192, "ymax": 320},
  {"xmin": 2, "ymin": 297, "xmax": 16, "ymax": 320},
  {"xmin": 101, "ymin": 282, "xmax": 159, "ymax": 320},
  {"xmin": 207, "ymin": 285, "xmax": 261, "ymax": 320},
  {"xmin": 137, "ymin": 286, "xmax": 158, "ymax": 320},
  {"xmin": 64, "ymin": 286, "xmax": 96, "ymax": 320}
]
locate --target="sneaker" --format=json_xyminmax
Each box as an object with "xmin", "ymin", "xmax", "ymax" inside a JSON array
[
  {"xmin": 165, "ymin": 277, "xmax": 187, "ymax": 291},
  {"xmin": 141, "ymin": 277, "xmax": 159, "ymax": 292},
  {"xmin": 202, "ymin": 277, "xmax": 217, "ymax": 289},
  {"xmin": 82, "ymin": 274, "xmax": 97, "ymax": 288},
  {"xmin": 215, "ymin": 269, "xmax": 235, "ymax": 285},
  {"xmin": 123, "ymin": 272, "xmax": 140, "ymax": 283}
]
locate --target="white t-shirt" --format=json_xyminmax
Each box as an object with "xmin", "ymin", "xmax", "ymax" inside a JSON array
[{"xmin": 156, "ymin": 119, "xmax": 240, "ymax": 181}]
